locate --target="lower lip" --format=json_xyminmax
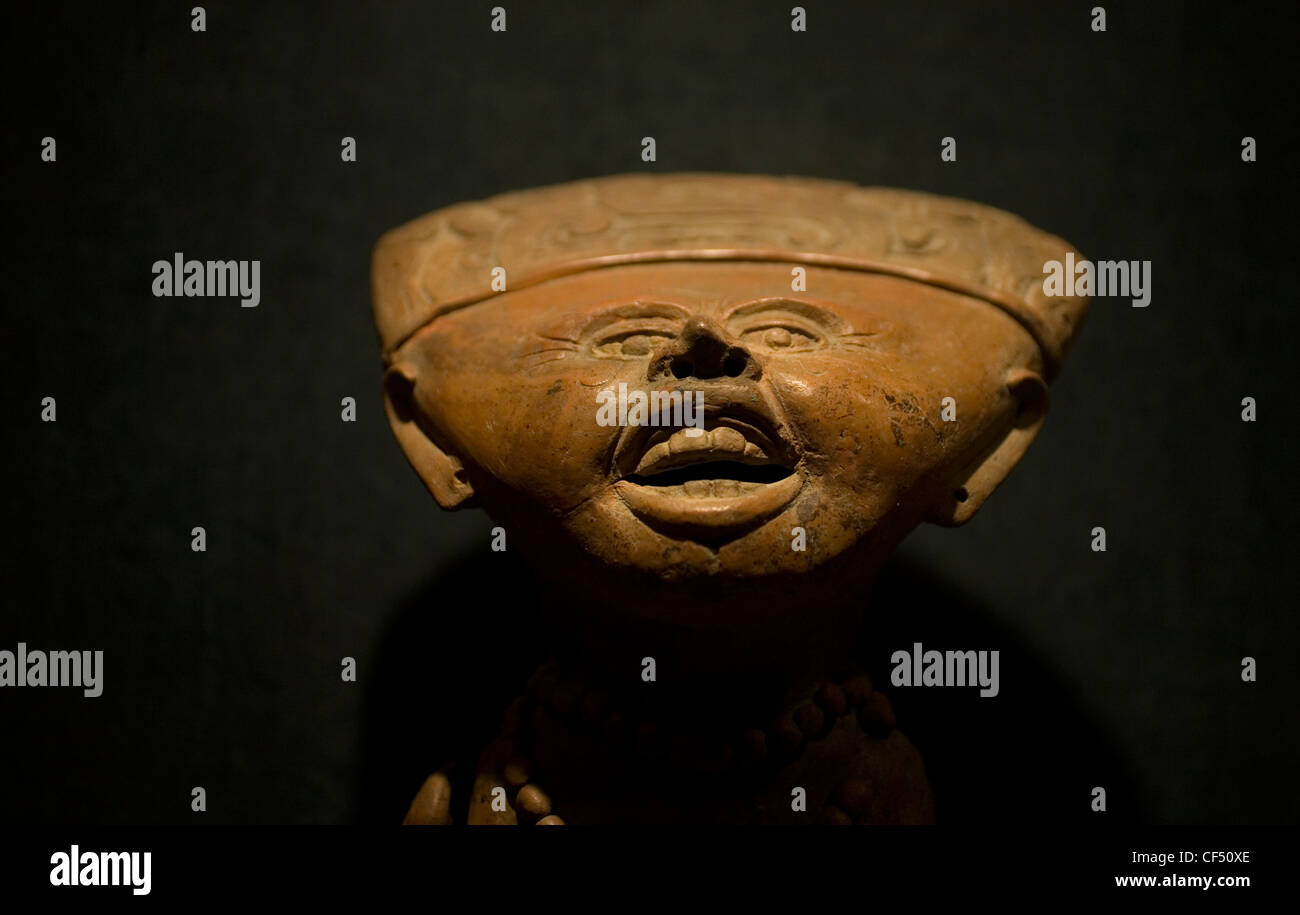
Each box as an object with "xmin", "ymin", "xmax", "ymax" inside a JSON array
[{"xmin": 614, "ymin": 473, "xmax": 803, "ymax": 532}]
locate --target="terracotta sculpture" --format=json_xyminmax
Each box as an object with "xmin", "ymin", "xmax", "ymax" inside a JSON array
[{"xmin": 371, "ymin": 173, "xmax": 1088, "ymax": 824}]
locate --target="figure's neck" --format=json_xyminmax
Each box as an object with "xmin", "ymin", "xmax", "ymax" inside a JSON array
[
  {"xmin": 538, "ymin": 601, "xmax": 864, "ymax": 730},
  {"xmin": 472, "ymin": 563, "xmax": 932, "ymax": 824}
]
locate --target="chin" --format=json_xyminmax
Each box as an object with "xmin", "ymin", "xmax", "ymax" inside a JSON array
[{"xmin": 510, "ymin": 498, "xmax": 891, "ymax": 626}]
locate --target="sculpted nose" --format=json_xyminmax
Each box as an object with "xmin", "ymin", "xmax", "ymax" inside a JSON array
[{"xmin": 652, "ymin": 318, "xmax": 760, "ymax": 382}]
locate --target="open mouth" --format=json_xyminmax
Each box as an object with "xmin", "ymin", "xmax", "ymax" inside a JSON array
[{"xmin": 612, "ymin": 410, "xmax": 804, "ymax": 535}]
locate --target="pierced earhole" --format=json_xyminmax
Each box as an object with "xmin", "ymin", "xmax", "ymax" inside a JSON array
[
  {"xmin": 1007, "ymin": 370, "xmax": 1048, "ymax": 430},
  {"xmin": 953, "ymin": 487, "xmax": 969, "ymax": 503},
  {"xmin": 384, "ymin": 366, "xmax": 418, "ymax": 423}
]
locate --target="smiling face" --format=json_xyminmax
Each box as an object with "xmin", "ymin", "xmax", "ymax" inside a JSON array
[{"xmin": 384, "ymin": 261, "xmax": 1048, "ymax": 619}]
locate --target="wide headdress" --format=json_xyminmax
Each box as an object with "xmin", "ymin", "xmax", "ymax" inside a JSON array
[{"xmin": 373, "ymin": 173, "xmax": 1088, "ymax": 378}]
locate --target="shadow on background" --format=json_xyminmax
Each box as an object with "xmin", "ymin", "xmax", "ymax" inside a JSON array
[
  {"xmin": 358, "ymin": 549, "xmax": 1139, "ymax": 824},
  {"xmin": 357, "ymin": 548, "xmax": 543, "ymax": 823},
  {"xmin": 868, "ymin": 555, "xmax": 1141, "ymax": 824}
]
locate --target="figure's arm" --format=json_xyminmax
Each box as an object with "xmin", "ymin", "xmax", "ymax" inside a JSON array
[{"xmin": 401, "ymin": 770, "xmax": 453, "ymax": 825}]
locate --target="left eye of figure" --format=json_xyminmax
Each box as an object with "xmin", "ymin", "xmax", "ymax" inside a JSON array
[
  {"xmin": 738, "ymin": 325, "xmax": 820, "ymax": 350},
  {"xmin": 593, "ymin": 332, "xmax": 673, "ymax": 357}
]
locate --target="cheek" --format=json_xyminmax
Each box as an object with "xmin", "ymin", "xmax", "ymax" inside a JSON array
[
  {"xmin": 773, "ymin": 360, "xmax": 963, "ymax": 492},
  {"xmin": 420, "ymin": 362, "xmax": 625, "ymax": 506}
]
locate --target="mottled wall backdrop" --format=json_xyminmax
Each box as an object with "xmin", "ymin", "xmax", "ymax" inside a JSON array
[{"xmin": 2, "ymin": 1, "xmax": 1295, "ymax": 824}]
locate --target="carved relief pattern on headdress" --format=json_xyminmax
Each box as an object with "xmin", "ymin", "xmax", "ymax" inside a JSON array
[{"xmin": 372, "ymin": 174, "xmax": 1088, "ymax": 375}]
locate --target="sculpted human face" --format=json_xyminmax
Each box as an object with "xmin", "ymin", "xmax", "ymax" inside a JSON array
[{"xmin": 387, "ymin": 262, "xmax": 1045, "ymax": 586}]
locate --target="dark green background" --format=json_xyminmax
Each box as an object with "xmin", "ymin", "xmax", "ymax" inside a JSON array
[{"xmin": 2, "ymin": 0, "xmax": 1295, "ymax": 824}]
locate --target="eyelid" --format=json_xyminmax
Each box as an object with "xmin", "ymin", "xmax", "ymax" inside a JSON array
[
  {"xmin": 590, "ymin": 317, "xmax": 681, "ymax": 343},
  {"xmin": 735, "ymin": 316, "xmax": 824, "ymax": 339},
  {"xmin": 579, "ymin": 300, "xmax": 691, "ymax": 339},
  {"xmin": 725, "ymin": 297, "xmax": 847, "ymax": 333}
]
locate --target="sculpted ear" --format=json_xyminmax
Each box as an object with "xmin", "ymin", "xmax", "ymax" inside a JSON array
[
  {"xmin": 383, "ymin": 362, "xmax": 476, "ymax": 510},
  {"xmin": 927, "ymin": 368, "xmax": 1049, "ymax": 527}
]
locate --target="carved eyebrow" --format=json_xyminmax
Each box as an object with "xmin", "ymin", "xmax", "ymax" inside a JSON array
[
  {"xmin": 534, "ymin": 300, "xmax": 690, "ymax": 344},
  {"xmin": 577, "ymin": 300, "xmax": 692, "ymax": 335},
  {"xmin": 724, "ymin": 297, "xmax": 850, "ymax": 333}
]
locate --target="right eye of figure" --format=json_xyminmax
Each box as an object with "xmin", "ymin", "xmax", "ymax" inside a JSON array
[
  {"xmin": 735, "ymin": 322, "xmax": 823, "ymax": 352},
  {"xmin": 591, "ymin": 327, "xmax": 677, "ymax": 357}
]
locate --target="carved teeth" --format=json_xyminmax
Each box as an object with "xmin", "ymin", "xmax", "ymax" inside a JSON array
[
  {"xmin": 636, "ymin": 441, "xmax": 672, "ymax": 471},
  {"xmin": 711, "ymin": 427, "xmax": 746, "ymax": 453},
  {"xmin": 633, "ymin": 425, "xmax": 778, "ymax": 477},
  {"xmin": 668, "ymin": 429, "xmax": 713, "ymax": 454},
  {"xmin": 712, "ymin": 479, "xmax": 740, "ymax": 498},
  {"xmin": 684, "ymin": 479, "xmax": 712, "ymax": 498},
  {"xmin": 653, "ymin": 480, "xmax": 770, "ymax": 499}
]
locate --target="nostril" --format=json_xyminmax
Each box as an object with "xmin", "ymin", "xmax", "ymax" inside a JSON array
[
  {"xmin": 670, "ymin": 358, "xmax": 693, "ymax": 379},
  {"xmin": 721, "ymin": 354, "xmax": 747, "ymax": 377}
]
